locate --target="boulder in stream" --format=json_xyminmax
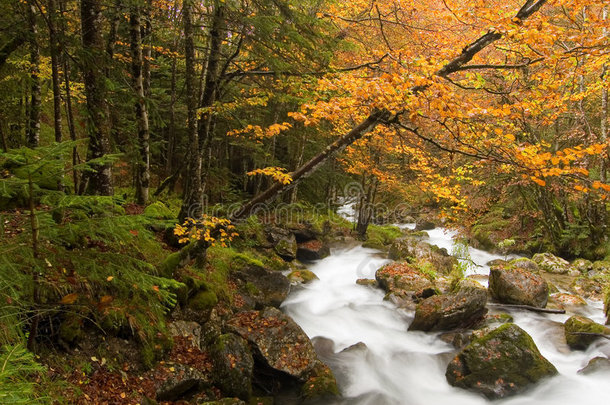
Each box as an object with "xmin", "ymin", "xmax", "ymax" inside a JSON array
[
  {"xmin": 296, "ymin": 240, "xmax": 330, "ymax": 261},
  {"xmin": 532, "ymin": 253, "xmax": 573, "ymax": 274},
  {"xmin": 578, "ymin": 356, "xmax": 610, "ymax": 375},
  {"xmin": 388, "ymin": 238, "xmax": 457, "ymax": 275},
  {"xmin": 564, "ymin": 315, "xmax": 610, "ymax": 350},
  {"xmin": 488, "ymin": 265, "xmax": 549, "ymax": 308},
  {"xmin": 446, "ymin": 323, "xmax": 558, "ymax": 399},
  {"xmin": 408, "ymin": 279, "xmax": 488, "ymax": 332},
  {"xmin": 375, "ymin": 262, "xmax": 436, "ymax": 303}
]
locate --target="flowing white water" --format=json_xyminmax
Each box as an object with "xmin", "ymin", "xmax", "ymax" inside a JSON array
[{"xmin": 281, "ymin": 221, "xmax": 610, "ymax": 404}]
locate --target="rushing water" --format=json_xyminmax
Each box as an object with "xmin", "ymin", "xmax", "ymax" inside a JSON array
[{"xmin": 281, "ymin": 223, "xmax": 610, "ymax": 404}]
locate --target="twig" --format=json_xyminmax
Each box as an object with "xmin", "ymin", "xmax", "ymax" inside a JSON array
[
  {"xmin": 487, "ymin": 302, "xmax": 566, "ymax": 314},
  {"xmin": 568, "ymin": 332, "xmax": 610, "ymax": 341}
]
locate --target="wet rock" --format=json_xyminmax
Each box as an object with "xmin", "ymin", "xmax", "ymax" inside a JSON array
[
  {"xmin": 572, "ymin": 258, "xmax": 593, "ymax": 274},
  {"xmin": 550, "ymin": 293, "xmax": 587, "ymax": 307},
  {"xmin": 287, "ymin": 270, "xmax": 319, "ymax": 284},
  {"xmin": 571, "ymin": 277, "xmax": 604, "ymax": 300},
  {"xmin": 209, "ymin": 334, "xmax": 254, "ymax": 400},
  {"xmin": 532, "ymin": 253, "xmax": 573, "ymax": 274},
  {"xmin": 439, "ymin": 330, "xmax": 475, "ymax": 348},
  {"xmin": 301, "ymin": 362, "xmax": 340, "ymax": 400},
  {"xmin": 415, "ymin": 219, "xmax": 435, "ymax": 231},
  {"xmin": 388, "ymin": 238, "xmax": 457, "ymax": 275},
  {"xmin": 590, "ymin": 260, "xmax": 610, "ymax": 276},
  {"xmin": 487, "ymin": 259, "xmax": 508, "ymax": 268},
  {"xmin": 296, "ymin": 240, "xmax": 330, "ymax": 261},
  {"xmin": 375, "ymin": 262, "xmax": 436, "ymax": 302},
  {"xmin": 488, "ymin": 266, "xmax": 549, "ymax": 308},
  {"xmin": 564, "ymin": 315, "xmax": 610, "ymax": 350},
  {"xmin": 232, "ymin": 266, "xmax": 290, "ymax": 309},
  {"xmin": 578, "ymin": 356, "xmax": 610, "ymax": 375},
  {"xmin": 509, "ymin": 257, "xmax": 540, "ymax": 273},
  {"xmin": 266, "ymin": 227, "xmax": 298, "ymax": 261},
  {"xmin": 408, "ymin": 279, "xmax": 488, "ymax": 332},
  {"xmin": 356, "ymin": 278, "xmax": 378, "ymax": 288},
  {"xmin": 446, "ymin": 323, "xmax": 558, "ymax": 399},
  {"xmin": 156, "ymin": 363, "xmax": 209, "ymax": 402},
  {"xmin": 226, "ymin": 307, "xmax": 319, "ymax": 380}
]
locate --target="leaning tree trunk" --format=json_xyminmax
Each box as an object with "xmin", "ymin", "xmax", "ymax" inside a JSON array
[
  {"xmin": 231, "ymin": 0, "xmax": 548, "ymax": 221},
  {"xmin": 178, "ymin": 0, "xmax": 202, "ymax": 222},
  {"xmin": 130, "ymin": 6, "xmax": 150, "ymax": 205},
  {"xmin": 80, "ymin": 0, "xmax": 113, "ymax": 195},
  {"xmin": 26, "ymin": 1, "xmax": 41, "ymax": 148}
]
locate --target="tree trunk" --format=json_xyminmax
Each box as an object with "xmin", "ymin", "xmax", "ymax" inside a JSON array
[
  {"xmin": 26, "ymin": 2, "xmax": 41, "ymax": 148},
  {"xmin": 48, "ymin": 0, "xmax": 63, "ymax": 143},
  {"xmin": 80, "ymin": 0, "xmax": 113, "ymax": 195},
  {"xmin": 130, "ymin": 6, "xmax": 150, "ymax": 205},
  {"xmin": 59, "ymin": 0, "xmax": 80, "ymax": 191},
  {"xmin": 197, "ymin": 0, "xmax": 225, "ymax": 195},
  {"xmin": 231, "ymin": 109, "xmax": 390, "ymax": 220},
  {"xmin": 178, "ymin": 0, "xmax": 202, "ymax": 222}
]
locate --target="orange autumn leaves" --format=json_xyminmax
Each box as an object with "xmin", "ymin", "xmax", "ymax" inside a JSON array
[{"xmin": 228, "ymin": 0, "xmax": 610, "ymax": 212}]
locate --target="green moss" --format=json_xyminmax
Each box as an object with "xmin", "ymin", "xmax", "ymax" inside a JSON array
[
  {"xmin": 564, "ymin": 315, "xmax": 609, "ymax": 350},
  {"xmin": 143, "ymin": 201, "xmax": 175, "ymax": 220},
  {"xmin": 188, "ymin": 290, "xmax": 218, "ymax": 311},
  {"xmin": 301, "ymin": 363, "xmax": 340, "ymax": 400},
  {"xmin": 366, "ymin": 224, "xmax": 404, "ymax": 247},
  {"xmin": 287, "ymin": 270, "xmax": 319, "ymax": 283}
]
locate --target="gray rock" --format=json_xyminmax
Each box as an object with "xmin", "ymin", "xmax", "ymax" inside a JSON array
[
  {"xmin": 489, "ymin": 266, "xmax": 549, "ymax": 308},
  {"xmin": 156, "ymin": 363, "xmax": 209, "ymax": 402},
  {"xmin": 266, "ymin": 227, "xmax": 298, "ymax": 261},
  {"xmin": 296, "ymin": 240, "xmax": 330, "ymax": 261},
  {"xmin": 226, "ymin": 307, "xmax": 320, "ymax": 380},
  {"xmin": 168, "ymin": 321, "xmax": 202, "ymax": 349},
  {"xmin": 408, "ymin": 280, "xmax": 488, "ymax": 332},
  {"xmin": 232, "ymin": 266, "xmax": 290, "ymax": 309},
  {"xmin": 210, "ymin": 334, "xmax": 254, "ymax": 400},
  {"xmin": 578, "ymin": 357, "xmax": 610, "ymax": 375},
  {"xmin": 532, "ymin": 253, "xmax": 573, "ymax": 274}
]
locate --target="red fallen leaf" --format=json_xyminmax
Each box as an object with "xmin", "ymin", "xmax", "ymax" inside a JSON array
[
  {"xmin": 152, "ymin": 285, "xmax": 159, "ymax": 292},
  {"xmin": 6, "ymin": 297, "xmax": 13, "ymax": 304},
  {"xmin": 129, "ymin": 230, "xmax": 139, "ymax": 236}
]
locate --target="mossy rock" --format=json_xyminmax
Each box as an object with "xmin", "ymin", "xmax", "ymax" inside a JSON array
[
  {"xmin": 301, "ymin": 363, "xmax": 340, "ymax": 400},
  {"xmin": 188, "ymin": 290, "xmax": 218, "ymax": 311},
  {"xmin": 143, "ymin": 201, "xmax": 175, "ymax": 220},
  {"xmin": 446, "ymin": 323, "xmax": 558, "ymax": 399},
  {"xmin": 287, "ymin": 270, "xmax": 319, "ymax": 284},
  {"xmin": 210, "ymin": 334, "xmax": 254, "ymax": 400},
  {"xmin": 564, "ymin": 315, "xmax": 610, "ymax": 350},
  {"xmin": 58, "ymin": 315, "xmax": 84, "ymax": 344}
]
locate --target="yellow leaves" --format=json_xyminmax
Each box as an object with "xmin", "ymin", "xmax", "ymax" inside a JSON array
[
  {"xmin": 247, "ymin": 167, "xmax": 293, "ymax": 185},
  {"xmin": 531, "ymin": 177, "xmax": 546, "ymax": 187},
  {"xmin": 60, "ymin": 293, "xmax": 79, "ymax": 305},
  {"xmin": 173, "ymin": 216, "xmax": 238, "ymax": 247}
]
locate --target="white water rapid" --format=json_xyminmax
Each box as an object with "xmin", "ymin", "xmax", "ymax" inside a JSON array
[{"xmin": 281, "ymin": 214, "xmax": 610, "ymax": 405}]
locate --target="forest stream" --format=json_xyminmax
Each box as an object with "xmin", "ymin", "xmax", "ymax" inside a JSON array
[{"xmin": 282, "ymin": 210, "xmax": 610, "ymax": 405}]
